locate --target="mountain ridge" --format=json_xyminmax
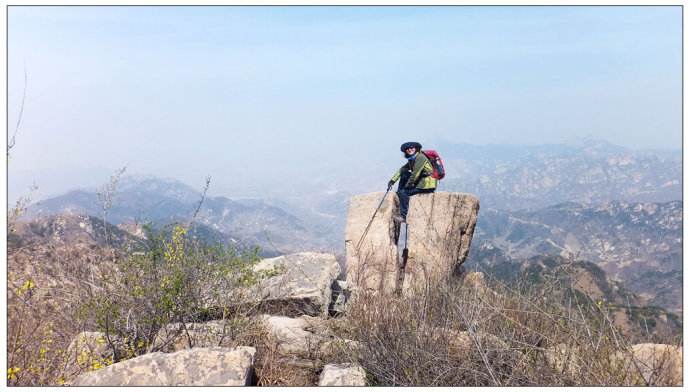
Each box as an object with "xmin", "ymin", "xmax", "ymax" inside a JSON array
[{"xmin": 22, "ymin": 177, "xmax": 337, "ymax": 257}]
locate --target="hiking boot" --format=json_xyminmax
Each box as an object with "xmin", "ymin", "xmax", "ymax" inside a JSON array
[{"xmin": 392, "ymin": 214, "xmax": 406, "ymax": 224}]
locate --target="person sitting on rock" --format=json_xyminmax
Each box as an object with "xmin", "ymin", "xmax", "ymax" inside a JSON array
[{"xmin": 387, "ymin": 141, "xmax": 437, "ymax": 223}]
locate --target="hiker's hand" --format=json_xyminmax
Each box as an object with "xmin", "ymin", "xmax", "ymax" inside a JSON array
[{"xmin": 387, "ymin": 180, "xmax": 395, "ymax": 191}]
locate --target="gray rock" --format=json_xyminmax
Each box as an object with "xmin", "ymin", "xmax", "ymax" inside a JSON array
[
  {"xmin": 345, "ymin": 192, "xmax": 400, "ymax": 293},
  {"xmin": 403, "ymin": 192, "xmax": 480, "ymax": 293},
  {"xmin": 250, "ymin": 252, "xmax": 340, "ymax": 317},
  {"xmin": 259, "ymin": 314, "xmax": 362, "ymax": 372},
  {"xmin": 345, "ymin": 191, "xmax": 480, "ymax": 295},
  {"xmin": 260, "ymin": 315, "xmax": 330, "ymax": 357},
  {"xmin": 318, "ymin": 363, "xmax": 367, "ymax": 386},
  {"xmin": 72, "ymin": 346, "xmax": 256, "ymax": 386}
]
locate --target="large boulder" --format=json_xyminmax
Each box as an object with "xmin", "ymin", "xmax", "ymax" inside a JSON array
[
  {"xmin": 345, "ymin": 192, "xmax": 399, "ymax": 293},
  {"xmin": 250, "ymin": 252, "xmax": 340, "ymax": 317},
  {"xmin": 318, "ymin": 363, "xmax": 367, "ymax": 386},
  {"xmin": 345, "ymin": 191, "xmax": 479, "ymax": 295},
  {"xmin": 403, "ymin": 192, "xmax": 479, "ymax": 293},
  {"xmin": 72, "ymin": 346, "xmax": 256, "ymax": 386}
]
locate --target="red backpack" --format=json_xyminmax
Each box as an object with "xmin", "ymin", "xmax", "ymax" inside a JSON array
[{"xmin": 421, "ymin": 150, "xmax": 446, "ymax": 180}]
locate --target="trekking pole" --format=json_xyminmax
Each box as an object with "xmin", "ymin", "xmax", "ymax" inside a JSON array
[{"xmin": 354, "ymin": 189, "xmax": 390, "ymax": 252}]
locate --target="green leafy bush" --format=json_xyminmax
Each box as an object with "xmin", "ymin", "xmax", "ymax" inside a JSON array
[{"xmin": 81, "ymin": 223, "xmax": 266, "ymax": 358}]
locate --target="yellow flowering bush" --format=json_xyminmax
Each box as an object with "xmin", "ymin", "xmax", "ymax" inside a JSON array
[
  {"xmin": 14, "ymin": 279, "xmax": 36, "ymax": 296},
  {"xmin": 82, "ymin": 223, "xmax": 265, "ymax": 356},
  {"xmin": 8, "ymin": 214, "xmax": 272, "ymax": 386},
  {"xmin": 7, "ymin": 367, "xmax": 21, "ymax": 380},
  {"xmin": 7, "ymin": 281, "xmax": 68, "ymax": 386}
]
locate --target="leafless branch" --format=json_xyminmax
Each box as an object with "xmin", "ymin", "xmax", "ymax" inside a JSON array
[{"xmin": 8, "ymin": 63, "xmax": 27, "ymax": 154}]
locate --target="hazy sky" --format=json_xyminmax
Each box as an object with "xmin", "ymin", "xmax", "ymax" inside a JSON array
[{"xmin": 7, "ymin": 6, "xmax": 682, "ymax": 198}]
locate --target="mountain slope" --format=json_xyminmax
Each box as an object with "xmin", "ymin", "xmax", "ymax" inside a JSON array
[
  {"xmin": 23, "ymin": 176, "xmax": 335, "ymax": 256},
  {"xmin": 469, "ymin": 200, "xmax": 682, "ymax": 312},
  {"xmin": 483, "ymin": 255, "xmax": 681, "ymax": 339}
]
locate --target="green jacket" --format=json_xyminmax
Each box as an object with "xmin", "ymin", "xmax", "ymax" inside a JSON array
[{"xmin": 390, "ymin": 152, "xmax": 438, "ymax": 190}]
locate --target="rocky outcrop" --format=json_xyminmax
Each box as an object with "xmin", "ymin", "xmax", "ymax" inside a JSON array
[
  {"xmin": 249, "ymin": 252, "xmax": 340, "ymax": 317},
  {"xmin": 72, "ymin": 347, "xmax": 256, "ymax": 386},
  {"xmin": 403, "ymin": 192, "xmax": 480, "ymax": 293},
  {"xmin": 345, "ymin": 192, "xmax": 399, "ymax": 293},
  {"xmin": 318, "ymin": 363, "xmax": 367, "ymax": 386},
  {"xmin": 345, "ymin": 191, "xmax": 479, "ymax": 294}
]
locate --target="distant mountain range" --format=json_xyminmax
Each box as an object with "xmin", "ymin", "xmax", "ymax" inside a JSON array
[
  {"xmin": 17, "ymin": 140, "xmax": 682, "ymax": 314},
  {"xmin": 439, "ymin": 139, "xmax": 681, "ymax": 211},
  {"xmin": 469, "ymin": 200, "xmax": 682, "ymax": 313},
  {"xmin": 23, "ymin": 176, "xmax": 338, "ymax": 257}
]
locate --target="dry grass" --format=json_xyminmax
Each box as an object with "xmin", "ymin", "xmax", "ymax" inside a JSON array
[
  {"xmin": 7, "ymin": 250, "xmax": 115, "ymax": 386},
  {"xmin": 250, "ymin": 329, "xmax": 320, "ymax": 386},
  {"xmin": 335, "ymin": 269, "xmax": 681, "ymax": 387}
]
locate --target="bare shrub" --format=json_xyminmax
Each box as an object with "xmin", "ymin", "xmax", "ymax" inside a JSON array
[
  {"xmin": 7, "ymin": 242, "xmax": 118, "ymax": 385},
  {"xmin": 7, "ymin": 277, "xmax": 72, "ymax": 386},
  {"xmin": 339, "ymin": 269, "xmax": 680, "ymax": 387},
  {"xmin": 250, "ymin": 327, "xmax": 321, "ymax": 387}
]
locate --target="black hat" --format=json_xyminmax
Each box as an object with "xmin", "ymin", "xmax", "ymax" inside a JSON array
[{"xmin": 400, "ymin": 142, "xmax": 422, "ymax": 152}]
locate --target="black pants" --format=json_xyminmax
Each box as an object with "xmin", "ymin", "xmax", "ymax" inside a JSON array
[{"xmin": 396, "ymin": 171, "xmax": 435, "ymax": 218}]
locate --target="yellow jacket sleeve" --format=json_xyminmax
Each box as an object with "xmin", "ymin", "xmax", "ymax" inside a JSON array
[{"xmin": 390, "ymin": 165, "xmax": 407, "ymax": 183}]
